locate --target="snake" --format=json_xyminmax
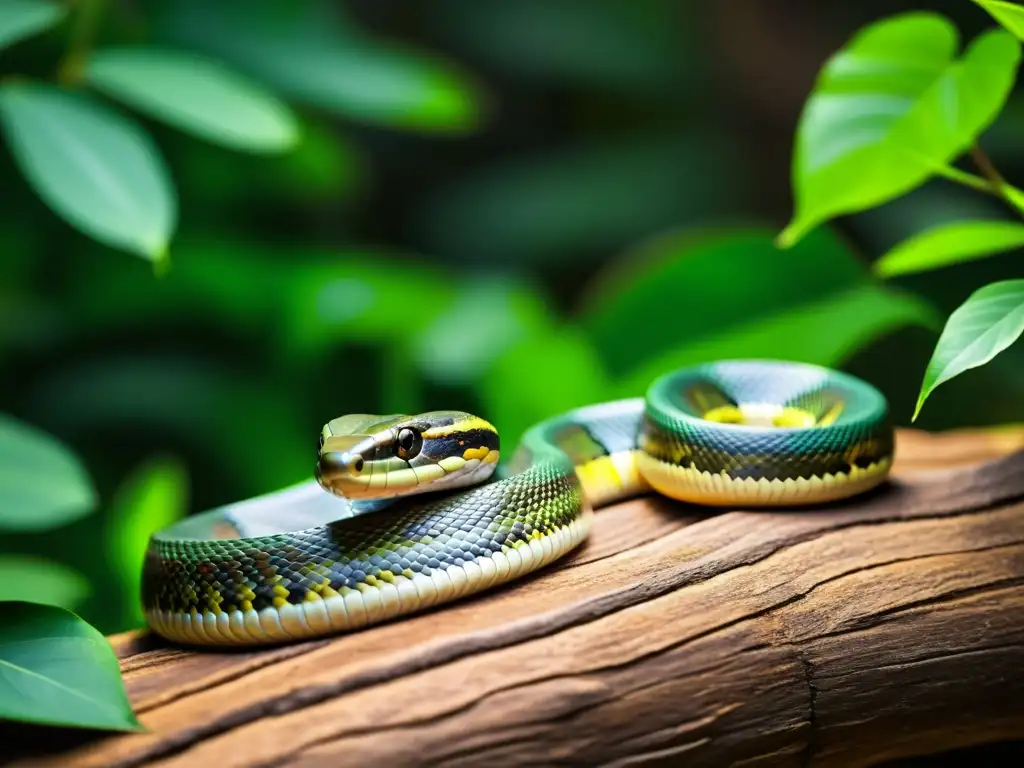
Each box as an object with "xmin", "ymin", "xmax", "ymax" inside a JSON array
[{"xmin": 142, "ymin": 359, "xmax": 894, "ymax": 646}]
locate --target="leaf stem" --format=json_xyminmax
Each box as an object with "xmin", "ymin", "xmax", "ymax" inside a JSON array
[
  {"xmin": 969, "ymin": 143, "xmax": 1024, "ymax": 219},
  {"xmin": 970, "ymin": 143, "xmax": 1007, "ymax": 189},
  {"xmin": 57, "ymin": 0, "xmax": 106, "ymax": 85},
  {"xmin": 933, "ymin": 164, "xmax": 993, "ymax": 194}
]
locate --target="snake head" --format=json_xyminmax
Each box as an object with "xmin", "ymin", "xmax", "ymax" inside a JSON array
[{"xmin": 315, "ymin": 410, "xmax": 500, "ymax": 500}]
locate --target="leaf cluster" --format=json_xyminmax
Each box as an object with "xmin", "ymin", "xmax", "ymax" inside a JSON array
[{"xmin": 780, "ymin": 2, "xmax": 1024, "ymax": 418}]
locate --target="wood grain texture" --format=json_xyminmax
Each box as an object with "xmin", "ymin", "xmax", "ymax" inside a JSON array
[{"xmin": 8, "ymin": 427, "xmax": 1024, "ymax": 768}]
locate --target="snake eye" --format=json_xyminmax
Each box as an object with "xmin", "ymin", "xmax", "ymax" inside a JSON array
[{"xmin": 396, "ymin": 427, "xmax": 422, "ymax": 460}]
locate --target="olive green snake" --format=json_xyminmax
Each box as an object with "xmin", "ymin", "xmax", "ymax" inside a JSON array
[{"xmin": 143, "ymin": 360, "xmax": 894, "ymax": 646}]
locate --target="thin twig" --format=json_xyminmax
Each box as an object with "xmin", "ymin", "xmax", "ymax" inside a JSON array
[
  {"xmin": 968, "ymin": 143, "xmax": 1024, "ymax": 218},
  {"xmin": 970, "ymin": 144, "xmax": 1008, "ymax": 189}
]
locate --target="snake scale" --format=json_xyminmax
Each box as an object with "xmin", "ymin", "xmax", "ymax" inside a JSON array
[{"xmin": 143, "ymin": 360, "xmax": 894, "ymax": 646}]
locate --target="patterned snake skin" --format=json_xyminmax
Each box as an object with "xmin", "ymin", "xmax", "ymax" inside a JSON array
[{"xmin": 142, "ymin": 360, "xmax": 893, "ymax": 646}]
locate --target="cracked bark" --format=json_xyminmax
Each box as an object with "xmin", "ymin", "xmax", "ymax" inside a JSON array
[{"xmin": 7, "ymin": 426, "xmax": 1024, "ymax": 768}]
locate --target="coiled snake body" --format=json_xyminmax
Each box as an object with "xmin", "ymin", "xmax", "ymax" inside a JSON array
[{"xmin": 143, "ymin": 360, "xmax": 894, "ymax": 646}]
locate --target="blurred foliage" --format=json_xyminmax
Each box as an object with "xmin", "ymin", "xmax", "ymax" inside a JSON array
[{"xmin": 1, "ymin": 0, "xmax": 1023, "ymax": 646}]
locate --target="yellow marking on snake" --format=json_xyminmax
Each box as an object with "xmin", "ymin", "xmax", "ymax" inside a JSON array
[{"xmin": 422, "ymin": 415, "xmax": 497, "ymax": 438}]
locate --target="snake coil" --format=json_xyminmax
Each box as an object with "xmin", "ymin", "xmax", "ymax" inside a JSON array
[{"xmin": 143, "ymin": 360, "xmax": 893, "ymax": 646}]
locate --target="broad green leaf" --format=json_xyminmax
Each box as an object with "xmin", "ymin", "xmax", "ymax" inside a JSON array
[
  {"xmin": 914, "ymin": 279, "xmax": 1024, "ymax": 419},
  {"xmin": 616, "ymin": 284, "xmax": 937, "ymax": 398},
  {"xmin": 411, "ymin": 279, "xmax": 553, "ymax": 386},
  {"xmin": 0, "ymin": 414, "xmax": 96, "ymax": 533},
  {"xmin": 0, "ymin": 557, "xmax": 89, "ymax": 610},
  {"xmin": 780, "ymin": 14, "xmax": 1021, "ymax": 247},
  {"xmin": 107, "ymin": 457, "xmax": 188, "ymax": 628},
  {"xmin": 280, "ymin": 254, "xmax": 457, "ymax": 356},
  {"xmin": 973, "ymin": 1, "xmax": 1024, "ymax": 40},
  {"xmin": 874, "ymin": 220, "xmax": 1024, "ymax": 277},
  {"xmin": 0, "ymin": 0, "xmax": 66, "ymax": 51},
  {"xmin": 0, "ymin": 83, "xmax": 176, "ymax": 260},
  {"xmin": 482, "ymin": 325, "xmax": 610, "ymax": 454},
  {"xmin": 157, "ymin": 0, "xmax": 483, "ymax": 133},
  {"xmin": 0, "ymin": 601, "xmax": 141, "ymax": 731},
  {"xmin": 85, "ymin": 47, "xmax": 299, "ymax": 154},
  {"xmin": 582, "ymin": 226, "xmax": 926, "ymax": 377}
]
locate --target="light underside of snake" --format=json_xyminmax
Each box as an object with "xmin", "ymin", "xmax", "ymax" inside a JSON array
[{"xmin": 143, "ymin": 360, "xmax": 894, "ymax": 646}]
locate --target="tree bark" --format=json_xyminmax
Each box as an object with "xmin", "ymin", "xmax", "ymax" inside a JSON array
[{"xmin": 9, "ymin": 427, "xmax": 1024, "ymax": 768}]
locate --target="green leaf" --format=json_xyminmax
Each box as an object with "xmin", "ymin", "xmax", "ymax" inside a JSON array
[
  {"xmin": 582, "ymin": 226, "xmax": 937, "ymax": 378},
  {"xmin": 973, "ymin": 1, "xmax": 1024, "ymax": 40},
  {"xmin": 0, "ymin": 0, "xmax": 66, "ymax": 51},
  {"xmin": 0, "ymin": 413, "xmax": 96, "ymax": 533},
  {"xmin": 0, "ymin": 83, "xmax": 176, "ymax": 260},
  {"xmin": 0, "ymin": 601, "xmax": 141, "ymax": 731},
  {"xmin": 85, "ymin": 47, "xmax": 299, "ymax": 154},
  {"xmin": 482, "ymin": 325, "xmax": 610, "ymax": 453},
  {"xmin": 616, "ymin": 284, "xmax": 938, "ymax": 398},
  {"xmin": 0, "ymin": 557, "xmax": 89, "ymax": 610},
  {"xmin": 410, "ymin": 279, "xmax": 552, "ymax": 386},
  {"xmin": 157, "ymin": 0, "xmax": 484, "ymax": 133},
  {"xmin": 914, "ymin": 279, "xmax": 1024, "ymax": 419},
  {"xmin": 107, "ymin": 456, "xmax": 188, "ymax": 628},
  {"xmin": 780, "ymin": 13, "xmax": 1021, "ymax": 247},
  {"xmin": 874, "ymin": 220, "xmax": 1024, "ymax": 277}
]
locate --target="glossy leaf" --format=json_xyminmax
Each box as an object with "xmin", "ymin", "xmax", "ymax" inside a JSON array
[
  {"xmin": 107, "ymin": 456, "xmax": 188, "ymax": 628},
  {"xmin": 482, "ymin": 325, "xmax": 610, "ymax": 454},
  {"xmin": 616, "ymin": 284, "xmax": 937, "ymax": 398},
  {"xmin": 0, "ymin": 0, "xmax": 65, "ymax": 51},
  {"xmin": 86, "ymin": 47, "xmax": 299, "ymax": 154},
  {"xmin": 0, "ymin": 556, "xmax": 89, "ymax": 610},
  {"xmin": 0, "ymin": 414, "xmax": 96, "ymax": 533},
  {"xmin": 157, "ymin": 0, "xmax": 483, "ymax": 133},
  {"xmin": 874, "ymin": 220, "xmax": 1024, "ymax": 277},
  {"xmin": 582, "ymin": 226, "xmax": 927, "ymax": 377},
  {"xmin": 780, "ymin": 13, "xmax": 1021, "ymax": 247},
  {"xmin": 0, "ymin": 83, "xmax": 176, "ymax": 260},
  {"xmin": 973, "ymin": 1, "xmax": 1024, "ymax": 40},
  {"xmin": 914, "ymin": 279, "xmax": 1024, "ymax": 419},
  {"xmin": 411, "ymin": 279, "xmax": 552, "ymax": 386},
  {"xmin": 0, "ymin": 602, "xmax": 140, "ymax": 731}
]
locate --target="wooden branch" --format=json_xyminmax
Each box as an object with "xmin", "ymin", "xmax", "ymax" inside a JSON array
[{"xmin": 9, "ymin": 427, "xmax": 1024, "ymax": 768}]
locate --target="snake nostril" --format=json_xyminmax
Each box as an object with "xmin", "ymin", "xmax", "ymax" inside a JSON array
[{"xmin": 317, "ymin": 451, "xmax": 365, "ymax": 480}]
